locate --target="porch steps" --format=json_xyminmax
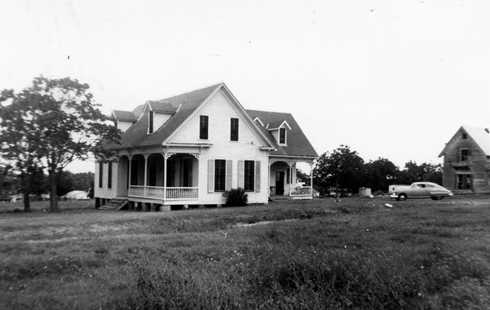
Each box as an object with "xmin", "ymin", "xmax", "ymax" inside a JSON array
[{"xmin": 100, "ymin": 198, "xmax": 129, "ymax": 210}]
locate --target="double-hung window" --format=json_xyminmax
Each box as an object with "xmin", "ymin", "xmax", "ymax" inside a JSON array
[
  {"xmin": 200, "ymin": 115, "xmax": 209, "ymax": 139},
  {"xmin": 148, "ymin": 111, "xmax": 154, "ymax": 134},
  {"xmin": 98, "ymin": 162, "xmax": 103, "ymax": 188},
  {"xmin": 244, "ymin": 160, "xmax": 255, "ymax": 191},
  {"xmin": 230, "ymin": 118, "xmax": 239, "ymax": 141},
  {"xmin": 107, "ymin": 162, "xmax": 112, "ymax": 189},
  {"xmin": 279, "ymin": 127, "xmax": 287, "ymax": 145},
  {"xmin": 214, "ymin": 159, "xmax": 226, "ymax": 191},
  {"xmin": 460, "ymin": 149, "xmax": 470, "ymax": 162}
]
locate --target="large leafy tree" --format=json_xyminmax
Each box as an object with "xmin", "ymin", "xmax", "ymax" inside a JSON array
[
  {"xmin": 364, "ymin": 158, "xmax": 399, "ymax": 192},
  {"xmin": 397, "ymin": 161, "xmax": 442, "ymax": 185},
  {"xmin": 313, "ymin": 145, "xmax": 365, "ymax": 193},
  {"xmin": 0, "ymin": 76, "xmax": 119, "ymax": 211},
  {"xmin": 0, "ymin": 89, "xmax": 45, "ymax": 211}
]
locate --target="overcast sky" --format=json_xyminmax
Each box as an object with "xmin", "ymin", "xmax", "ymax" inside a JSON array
[{"xmin": 1, "ymin": 0, "xmax": 489, "ymax": 172}]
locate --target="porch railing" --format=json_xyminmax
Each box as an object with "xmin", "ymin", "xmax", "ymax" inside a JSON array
[
  {"xmin": 128, "ymin": 185, "xmax": 198, "ymax": 200},
  {"xmin": 290, "ymin": 186, "xmax": 313, "ymax": 197}
]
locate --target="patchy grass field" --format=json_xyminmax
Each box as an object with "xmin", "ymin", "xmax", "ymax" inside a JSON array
[
  {"xmin": 0, "ymin": 196, "xmax": 489, "ymax": 309},
  {"xmin": 0, "ymin": 200, "xmax": 93, "ymax": 213}
]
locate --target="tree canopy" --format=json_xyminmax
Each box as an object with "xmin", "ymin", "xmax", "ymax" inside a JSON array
[
  {"xmin": 0, "ymin": 76, "xmax": 119, "ymax": 211},
  {"xmin": 313, "ymin": 146, "xmax": 442, "ymax": 194}
]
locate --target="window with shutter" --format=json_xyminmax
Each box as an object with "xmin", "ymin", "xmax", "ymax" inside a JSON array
[
  {"xmin": 244, "ymin": 160, "xmax": 255, "ymax": 191},
  {"xmin": 230, "ymin": 118, "xmax": 239, "ymax": 141},
  {"xmin": 200, "ymin": 115, "xmax": 209, "ymax": 139},
  {"xmin": 214, "ymin": 159, "xmax": 226, "ymax": 192}
]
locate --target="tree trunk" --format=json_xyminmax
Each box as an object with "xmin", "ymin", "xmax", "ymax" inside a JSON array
[
  {"xmin": 20, "ymin": 173, "xmax": 31, "ymax": 212},
  {"xmin": 49, "ymin": 171, "xmax": 58, "ymax": 212},
  {"xmin": 23, "ymin": 191, "xmax": 31, "ymax": 212}
]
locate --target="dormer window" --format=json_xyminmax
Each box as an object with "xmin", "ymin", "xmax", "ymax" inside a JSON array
[
  {"xmin": 148, "ymin": 111, "xmax": 154, "ymax": 134},
  {"xmin": 254, "ymin": 117, "xmax": 264, "ymax": 127},
  {"xmin": 279, "ymin": 127, "xmax": 287, "ymax": 145}
]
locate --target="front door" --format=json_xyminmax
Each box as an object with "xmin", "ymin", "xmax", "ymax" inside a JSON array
[{"xmin": 276, "ymin": 171, "xmax": 285, "ymax": 195}]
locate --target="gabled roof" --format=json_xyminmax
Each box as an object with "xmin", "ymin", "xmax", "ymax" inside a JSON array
[
  {"xmin": 112, "ymin": 110, "xmax": 137, "ymax": 122},
  {"xmin": 267, "ymin": 120, "xmax": 292, "ymax": 130},
  {"xmin": 147, "ymin": 101, "xmax": 180, "ymax": 114},
  {"xmin": 439, "ymin": 125, "xmax": 490, "ymax": 157},
  {"xmin": 108, "ymin": 83, "xmax": 221, "ymax": 149},
  {"xmin": 246, "ymin": 110, "xmax": 318, "ymax": 158},
  {"xmin": 106, "ymin": 84, "xmax": 316, "ymax": 157}
]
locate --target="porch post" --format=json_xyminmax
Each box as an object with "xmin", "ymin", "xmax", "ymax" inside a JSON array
[
  {"xmin": 310, "ymin": 160, "xmax": 314, "ymax": 198},
  {"xmin": 163, "ymin": 153, "xmax": 168, "ymax": 201},
  {"xmin": 288, "ymin": 162, "xmax": 292, "ymax": 197},
  {"xmin": 128, "ymin": 155, "xmax": 132, "ymax": 189},
  {"xmin": 143, "ymin": 154, "xmax": 149, "ymax": 197}
]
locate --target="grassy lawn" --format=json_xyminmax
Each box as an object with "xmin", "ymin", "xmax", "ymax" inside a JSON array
[
  {"xmin": 0, "ymin": 197, "xmax": 489, "ymax": 309},
  {"xmin": 0, "ymin": 200, "xmax": 94, "ymax": 213}
]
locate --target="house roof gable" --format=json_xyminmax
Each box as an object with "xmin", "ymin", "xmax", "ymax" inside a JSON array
[
  {"xmin": 107, "ymin": 83, "xmax": 277, "ymax": 150},
  {"xmin": 246, "ymin": 109, "xmax": 318, "ymax": 158},
  {"xmin": 439, "ymin": 125, "xmax": 490, "ymax": 157},
  {"xmin": 112, "ymin": 110, "xmax": 137, "ymax": 122}
]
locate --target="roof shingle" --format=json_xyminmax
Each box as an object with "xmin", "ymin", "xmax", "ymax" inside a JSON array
[{"xmin": 247, "ymin": 110, "xmax": 318, "ymax": 158}]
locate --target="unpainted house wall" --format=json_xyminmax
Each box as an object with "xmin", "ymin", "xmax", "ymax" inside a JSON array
[{"xmin": 442, "ymin": 129, "xmax": 490, "ymax": 193}]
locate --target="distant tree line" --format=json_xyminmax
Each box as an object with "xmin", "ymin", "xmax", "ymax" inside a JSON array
[
  {"xmin": 312, "ymin": 145, "xmax": 442, "ymax": 195},
  {"xmin": 0, "ymin": 165, "xmax": 94, "ymax": 198}
]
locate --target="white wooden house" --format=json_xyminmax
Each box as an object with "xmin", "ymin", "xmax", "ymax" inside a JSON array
[{"xmin": 94, "ymin": 83, "xmax": 317, "ymax": 210}]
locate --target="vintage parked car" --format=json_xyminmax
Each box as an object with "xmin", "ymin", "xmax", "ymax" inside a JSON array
[{"xmin": 389, "ymin": 182, "xmax": 453, "ymax": 201}]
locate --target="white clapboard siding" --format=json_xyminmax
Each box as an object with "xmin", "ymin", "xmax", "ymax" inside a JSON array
[
  {"xmin": 208, "ymin": 159, "xmax": 215, "ymax": 193},
  {"xmin": 237, "ymin": 160, "xmax": 244, "ymax": 189},
  {"xmin": 255, "ymin": 160, "xmax": 261, "ymax": 192}
]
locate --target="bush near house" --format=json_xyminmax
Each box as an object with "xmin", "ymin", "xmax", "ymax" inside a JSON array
[{"xmin": 224, "ymin": 188, "xmax": 248, "ymax": 206}]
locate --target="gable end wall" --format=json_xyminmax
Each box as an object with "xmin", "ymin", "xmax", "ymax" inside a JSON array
[{"xmin": 442, "ymin": 131, "xmax": 490, "ymax": 193}]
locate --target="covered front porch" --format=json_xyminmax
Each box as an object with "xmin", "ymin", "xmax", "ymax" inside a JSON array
[
  {"xmin": 269, "ymin": 157, "xmax": 314, "ymax": 200},
  {"xmin": 116, "ymin": 152, "xmax": 200, "ymax": 203}
]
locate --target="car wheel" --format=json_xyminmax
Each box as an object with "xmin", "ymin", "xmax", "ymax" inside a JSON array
[{"xmin": 397, "ymin": 193, "xmax": 407, "ymax": 201}]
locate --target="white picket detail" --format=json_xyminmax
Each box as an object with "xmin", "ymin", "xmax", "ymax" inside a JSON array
[
  {"xmin": 166, "ymin": 187, "xmax": 199, "ymax": 200},
  {"xmin": 128, "ymin": 185, "xmax": 198, "ymax": 200}
]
